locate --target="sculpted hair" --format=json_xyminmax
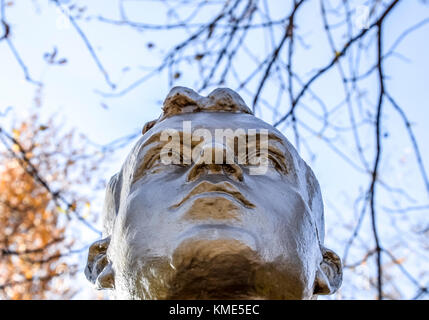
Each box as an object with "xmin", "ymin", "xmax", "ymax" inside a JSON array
[{"xmin": 142, "ymin": 87, "xmax": 252, "ymax": 135}]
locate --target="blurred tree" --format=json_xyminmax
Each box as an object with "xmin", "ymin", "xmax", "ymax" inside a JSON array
[{"xmin": 0, "ymin": 114, "xmax": 105, "ymax": 299}]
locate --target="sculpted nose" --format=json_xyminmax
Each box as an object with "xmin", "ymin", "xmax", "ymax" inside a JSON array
[{"xmin": 186, "ymin": 142, "xmax": 243, "ymax": 182}]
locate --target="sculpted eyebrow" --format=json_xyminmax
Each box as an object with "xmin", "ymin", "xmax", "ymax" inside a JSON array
[
  {"xmin": 267, "ymin": 133, "xmax": 284, "ymax": 143},
  {"xmin": 136, "ymin": 131, "xmax": 291, "ymax": 170},
  {"xmin": 142, "ymin": 131, "xmax": 284, "ymax": 147},
  {"xmin": 267, "ymin": 134, "xmax": 290, "ymax": 158},
  {"xmin": 136, "ymin": 134, "xmax": 166, "ymax": 167},
  {"xmin": 132, "ymin": 144, "xmax": 164, "ymax": 183},
  {"xmin": 243, "ymin": 133, "xmax": 288, "ymax": 154},
  {"xmin": 142, "ymin": 132, "xmax": 163, "ymax": 148},
  {"xmin": 136, "ymin": 132, "xmax": 190, "ymax": 174},
  {"xmin": 142, "ymin": 131, "xmax": 202, "ymax": 149},
  {"xmin": 243, "ymin": 133, "xmax": 292, "ymax": 172}
]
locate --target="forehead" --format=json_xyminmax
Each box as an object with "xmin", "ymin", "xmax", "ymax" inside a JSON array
[
  {"xmin": 146, "ymin": 112, "xmax": 291, "ymax": 141},
  {"xmin": 127, "ymin": 112, "xmax": 303, "ymax": 169}
]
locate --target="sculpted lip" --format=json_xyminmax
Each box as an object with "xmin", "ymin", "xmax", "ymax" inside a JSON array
[{"xmin": 170, "ymin": 181, "xmax": 256, "ymax": 209}]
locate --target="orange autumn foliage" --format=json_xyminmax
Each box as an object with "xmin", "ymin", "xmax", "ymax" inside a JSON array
[
  {"xmin": 0, "ymin": 114, "xmax": 106, "ymax": 299},
  {"xmin": 0, "ymin": 158, "xmax": 73, "ymax": 299}
]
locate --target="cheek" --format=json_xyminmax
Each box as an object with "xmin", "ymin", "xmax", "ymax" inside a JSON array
[
  {"xmin": 109, "ymin": 196, "xmax": 166, "ymax": 276},
  {"xmin": 281, "ymin": 195, "xmax": 321, "ymax": 286},
  {"xmin": 120, "ymin": 190, "xmax": 172, "ymax": 240},
  {"xmin": 114, "ymin": 183, "xmax": 187, "ymax": 253},
  {"xmin": 249, "ymin": 177, "xmax": 320, "ymax": 252},
  {"xmin": 110, "ymin": 190, "xmax": 157, "ymax": 261},
  {"xmin": 247, "ymin": 175, "xmax": 302, "ymax": 216},
  {"xmin": 275, "ymin": 190, "xmax": 319, "ymax": 250},
  {"xmin": 131, "ymin": 171, "xmax": 187, "ymax": 206}
]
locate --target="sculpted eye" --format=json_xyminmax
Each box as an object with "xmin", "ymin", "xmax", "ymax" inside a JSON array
[
  {"xmin": 267, "ymin": 154, "xmax": 287, "ymax": 173},
  {"xmin": 159, "ymin": 150, "xmax": 191, "ymax": 167},
  {"xmin": 246, "ymin": 151, "xmax": 287, "ymax": 174},
  {"xmin": 134, "ymin": 151, "xmax": 188, "ymax": 183}
]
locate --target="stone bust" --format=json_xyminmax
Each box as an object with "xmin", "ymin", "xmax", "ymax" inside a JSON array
[{"xmin": 85, "ymin": 87, "xmax": 342, "ymax": 299}]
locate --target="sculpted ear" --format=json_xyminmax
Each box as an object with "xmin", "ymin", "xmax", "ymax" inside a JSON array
[
  {"xmin": 313, "ymin": 247, "xmax": 342, "ymax": 295},
  {"xmin": 85, "ymin": 173, "xmax": 120, "ymax": 290},
  {"xmin": 85, "ymin": 236, "xmax": 115, "ymax": 289}
]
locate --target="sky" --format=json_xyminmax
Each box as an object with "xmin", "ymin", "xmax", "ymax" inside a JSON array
[{"xmin": 0, "ymin": 0, "xmax": 428, "ymax": 299}]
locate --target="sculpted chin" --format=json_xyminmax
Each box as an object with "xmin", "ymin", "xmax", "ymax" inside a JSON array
[{"xmin": 84, "ymin": 86, "xmax": 342, "ymax": 299}]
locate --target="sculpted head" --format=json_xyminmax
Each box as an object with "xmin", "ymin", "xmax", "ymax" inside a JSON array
[{"xmin": 85, "ymin": 87, "xmax": 342, "ymax": 299}]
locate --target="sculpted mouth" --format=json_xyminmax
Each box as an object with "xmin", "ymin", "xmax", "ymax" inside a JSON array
[{"xmin": 170, "ymin": 181, "xmax": 255, "ymax": 209}]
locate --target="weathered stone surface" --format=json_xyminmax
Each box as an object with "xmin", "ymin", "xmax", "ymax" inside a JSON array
[{"xmin": 85, "ymin": 87, "xmax": 342, "ymax": 299}]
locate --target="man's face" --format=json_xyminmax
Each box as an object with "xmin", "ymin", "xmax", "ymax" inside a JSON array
[{"xmin": 108, "ymin": 111, "xmax": 324, "ymax": 299}]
